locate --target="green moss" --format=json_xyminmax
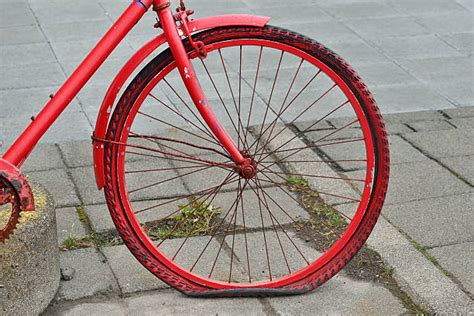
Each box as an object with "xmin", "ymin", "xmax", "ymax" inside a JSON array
[
  {"xmin": 61, "ymin": 236, "xmax": 91, "ymax": 250},
  {"xmin": 147, "ymin": 197, "xmax": 222, "ymax": 240}
]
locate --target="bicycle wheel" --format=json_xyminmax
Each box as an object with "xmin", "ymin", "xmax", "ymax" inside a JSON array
[{"xmin": 103, "ymin": 25, "xmax": 390, "ymax": 296}]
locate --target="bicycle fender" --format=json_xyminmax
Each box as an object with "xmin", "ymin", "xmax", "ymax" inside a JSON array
[{"xmin": 93, "ymin": 14, "xmax": 270, "ymax": 189}]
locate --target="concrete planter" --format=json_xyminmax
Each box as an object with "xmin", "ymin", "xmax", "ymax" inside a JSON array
[{"xmin": 0, "ymin": 184, "xmax": 59, "ymax": 315}]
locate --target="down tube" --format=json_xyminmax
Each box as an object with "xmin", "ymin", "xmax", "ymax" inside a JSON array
[{"xmin": 2, "ymin": 0, "xmax": 153, "ymax": 167}]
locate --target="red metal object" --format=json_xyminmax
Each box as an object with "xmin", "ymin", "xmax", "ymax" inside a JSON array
[
  {"xmin": 2, "ymin": 0, "xmax": 153, "ymax": 167},
  {"xmin": 0, "ymin": 159, "xmax": 35, "ymax": 212},
  {"xmin": 158, "ymin": 2, "xmax": 245, "ymax": 163},
  {"xmin": 93, "ymin": 14, "xmax": 270, "ymax": 189},
  {"xmin": 0, "ymin": 159, "xmax": 35, "ymax": 241}
]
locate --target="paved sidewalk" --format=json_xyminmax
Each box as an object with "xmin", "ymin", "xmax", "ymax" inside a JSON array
[
  {"xmin": 32, "ymin": 107, "xmax": 471, "ymax": 315},
  {"xmin": 1, "ymin": 0, "xmax": 473, "ymax": 315}
]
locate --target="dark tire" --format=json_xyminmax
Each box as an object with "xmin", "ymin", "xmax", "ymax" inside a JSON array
[{"xmin": 103, "ymin": 25, "xmax": 390, "ymax": 296}]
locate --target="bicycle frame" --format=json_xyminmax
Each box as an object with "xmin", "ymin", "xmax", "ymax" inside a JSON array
[{"xmin": 1, "ymin": 0, "xmax": 270, "ymax": 204}]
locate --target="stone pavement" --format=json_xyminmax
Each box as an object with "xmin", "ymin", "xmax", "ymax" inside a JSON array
[{"xmin": 1, "ymin": 0, "xmax": 473, "ymax": 315}]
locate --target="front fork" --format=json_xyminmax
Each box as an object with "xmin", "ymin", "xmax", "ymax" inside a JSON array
[{"xmin": 155, "ymin": 3, "xmax": 246, "ymax": 165}]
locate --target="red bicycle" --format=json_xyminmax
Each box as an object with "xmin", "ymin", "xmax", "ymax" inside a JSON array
[{"xmin": 0, "ymin": 0, "xmax": 390, "ymax": 296}]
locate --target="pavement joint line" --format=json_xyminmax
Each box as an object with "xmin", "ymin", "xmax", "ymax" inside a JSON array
[
  {"xmin": 398, "ymin": 134, "xmax": 474, "ymax": 187},
  {"xmin": 425, "ymin": 240, "xmax": 474, "ymax": 251},
  {"xmin": 402, "ymin": 123, "xmax": 417, "ymax": 132},
  {"xmin": 381, "ymin": 214, "xmax": 474, "ymax": 300},
  {"xmin": 438, "ymin": 109, "xmax": 452, "ymax": 120},
  {"xmin": 258, "ymin": 297, "xmax": 279, "ymax": 316},
  {"xmin": 56, "ymin": 143, "xmax": 87, "ymax": 205},
  {"xmin": 384, "ymin": 190, "xmax": 474, "ymax": 207}
]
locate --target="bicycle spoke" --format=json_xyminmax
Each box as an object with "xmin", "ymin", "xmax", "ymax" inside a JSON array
[
  {"xmin": 134, "ymin": 174, "xmax": 239, "ymax": 215},
  {"xmin": 251, "ymin": 178, "xmax": 293, "ymax": 274},
  {"xmin": 217, "ymin": 49, "xmax": 247, "ymax": 149},
  {"xmin": 247, "ymin": 69, "xmax": 321, "ymax": 152},
  {"xmin": 137, "ymin": 108, "xmax": 223, "ymax": 149},
  {"xmin": 200, "ymin": 59, "xmax": 243, "ymax": 148},
  {"xmin": 148, "ymin": 93, "xmax": 219, "ymax": 145},
  {"xmin": 244, "ymin": 46, "xmax": 263, "ymax": 148},
  {"xmin": 254, "ymin": 83, "xmax": 338, "ymax": 160},
  {"xmin": 163, "ymin": 78, "xmax": 216, "ymax": 140},
  {"xmin": 251, "ymin": 175, "xmax": 319, "ymax": 258},
  {"xmin": 253, "ymin": 51, "xmax": 285, "ymax": 157}
]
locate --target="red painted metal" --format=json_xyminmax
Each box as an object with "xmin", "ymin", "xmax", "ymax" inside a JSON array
[
  {"xmin": 112, "ymin": 35, "xmax": 375, "ymax": 289},
  {"xmin": 0, "ymin": 159, "xmax": 35, "ymax": 213},
  {"xmin": 1, "ymin": 0, "xmax": 153, "ymax": 167},
  {"xmin": 93, "ymin": 14, "xmax": 270, "ymax": 189},
  {"xmin": 158, "ymin": 7, "xmax": 245, "ymax": 168}
]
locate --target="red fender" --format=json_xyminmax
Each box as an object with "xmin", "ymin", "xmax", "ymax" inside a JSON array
[{"xmin": 92, "ymin": 14, "xmax": 270, "ymax": 189}]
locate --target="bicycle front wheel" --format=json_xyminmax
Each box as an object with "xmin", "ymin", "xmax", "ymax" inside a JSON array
[{"xmin": 103, "ymin": 25, "xmax": 390, "ymax": 296}]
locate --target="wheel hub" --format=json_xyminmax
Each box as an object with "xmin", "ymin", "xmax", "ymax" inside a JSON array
[{"xmin": 235, "ymin": 156, "xmax": 257, "ymax": 180}]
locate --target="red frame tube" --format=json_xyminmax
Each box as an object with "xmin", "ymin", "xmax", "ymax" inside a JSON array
[
  {"xmin": 2, "ymin": 0, "xmax": 244, "ymax": 169},
  {"xmin": 157, "ymin": 6, "xmax": 245, "ymax": 164},
  {"xmin": 2, "ymin": 0, "xmax": 153, "ymax": 166}
]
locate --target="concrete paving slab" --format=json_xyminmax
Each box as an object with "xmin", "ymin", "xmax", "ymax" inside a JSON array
[
  {"xmin": 0, "ymin": 86, "xmax": 81, "ymax": 118},
  {"xmin": 83, "ymin": 204, "xmax": 114, "ymax": 232},
  {"xmin": 436, "ymin": 82, "xmax": 474, "ymax": 107},
  {"xmin": 429, "ymin": 242, "xmax": 474, "ymax": 295},
  {"xmin": 249, "ymin": 4, "xmax": 333, "ymax": 25},
  {"xmin": 328, "ymin": 40, "xmax": 392, "ymax": 67},
  {"xmin": 0, "ymin": 62, "xmax": 65, "ymax": 90},
  {"xmin": 439, "ymin": 32, "xmax": 474, "ymax": 55},
  {"xmin": 50, "ymin": 39, "xmax": 132, "ymax": 64},
  {"xmin": 355, "ymin": 62, "xmax": 421, "ymax": 88},
  {"xmin": 20, "ymin": 143, "xmax": 65, "ymax": 172},
  {"xmin": 387, "ymin": 0, "xmax": 468, "ymax": 16},
  {"xmin": 29, "ymin": 168, "xmax": 81, "ymax": 207},
  {"xmin": 373, "ymin": 35, "xmax": 463, "ymax": 60},
  {"xmin": 266, "ymin": 275, "xmax": 407, "ymax": 315},
  {"xmin": 397, "ymin": 56, "xmax": 473, "ymax": 84},
  {"xmin": 367, "ymin": 217, "xmax": 474, "ymax": 313},
  {"xmin": 382, "ymin": 110, "xmax": 446, "ymax": 123},
  {"xmin": 56, "ymin": 207, "xmax": 88, "ymax": 246},
  {"xmin": 343, "ymin": 16, "xmax": 430, "ymax": 39},
  {"xmin": 320, "ymin": 2, "xmax": 404, "ymax": 19},
  {"xmin": 0, "ymin": 24, "xmax": 46, "ymax": 46},
  {"xmin": 57, "ymin": 248, "xmax": 118, "ymax": 301},
  {"xmin": 438, "ymin": 155, "xmax": 474, "ymax": 185},
  {"xmin": 29, "ymin": 0, "xmax": 107, "ymax": 25},
  {"xmin": 442, "ymin": 106, "xmax": 474, "ymax": 118},
  {"xmin": 0, "ymin": 43, "xmax": 57, "ymax": 67},
  {"xmin": 85, "ymin": 198, "xmax": 176, "ymax": 233},
  {"xmin": 383, "ymin": 193, "xmax": 474, "ymax": 248},
  {"xmin": 403, "ymin": 128, "xmax": 474, "ymax": 158},
  {"xmin": 41, "ymin": 19, "xmax": 113, "ymax": 42},
  {"xmin": 350, "ymin": 159, "xmax": 472, "ymax": 205},
  {"xmin": 279, "ymin": 20, "xmax": 361, "ymax": 45},
  {"xmin": 69, "ymin": 166, "xmax": 105, "ymax": 206},
  {"xmin": 371, "ymin": 84, "xmax": 454, "ymax": 114},
  {"xmin": 449, "ymin": 117, "xmax": 474, "ymax": 129},
  {"xmin": 314, "ymin": 135, "xmax": 427, "ymax": 170},
  {"xmin": 126, "ymin": 290, "xmax": 266, "ymax": 315},
  {"xmin": 58, "ymin": 140, "xmax": 94, "ymax": 168},
  {"xmin": 0, "ymin": 2, "xmax": 36, "ymax": 28},
  {"xmin": 47, "ymin": 301, "xmax": 126, "ymax": 316},
  {"xmin": 102, "ymin": 245, "xmax": 168, "ymax": 294},
  {"xmin": 415, "ymin": 12, "xmax": 474, "ymax": 34},
  {"xmin": 406, "ymin": 119, "xmax": 456, "ymax": 132}
]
